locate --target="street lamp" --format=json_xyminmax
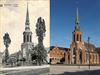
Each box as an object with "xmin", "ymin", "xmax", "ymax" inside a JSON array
[{"xmin": 88, "ymin": 35, "xmax": 90, "ymax": 69}]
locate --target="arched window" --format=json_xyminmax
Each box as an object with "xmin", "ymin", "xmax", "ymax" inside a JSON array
[
  {"xmin": 24, "ymin": 35, "xmax": 25, "ymax": 42},
  {"xmin": 77, "ymin": 34, "xmax": 79, "ymax": 41},
  {"xmin": 68, "ymin": 54, "xmax": 70, "ymax": 64},
  {"xmin": 72, "ymin": 48, "xmax": 76, "ymax": 64},
  {"xmin": 74, "ymin": 34, "xmax": 75, "ymax": 42},
  {"xmin": 80, "ymin": 35, "xmax": 81, "ymax": 41},
  {"xmin": 30, "ymin": 35, "xmax": 31, "ymax": 42},
  {"xmin": 79, "ymin": 49, "xmax": 82, "ymax": 64},
  {"xmin": 73, "ymin": 48, "xmax": 76, "ymax": 55},
  {"xmin": 27, "ymin": 35, "xmax": 29, "ymax": 42}
]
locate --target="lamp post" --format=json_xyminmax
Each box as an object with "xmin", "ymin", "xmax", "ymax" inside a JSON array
[{"xmin": 88, "ymin": 35, "xmax": 90, "ymax": 69}]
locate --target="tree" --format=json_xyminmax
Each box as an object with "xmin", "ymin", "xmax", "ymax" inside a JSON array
[
  {"xmin": 3, "ymin": 33, "xmax": 11, "ymax": 63},
  {"xmin": 34, "ymin": 44, "xmax": 47, "ymax": 65},
  {"xmin": 36, "ymin": 17, "xmax": 46, "ymax": 45},
  {"xmin": 7, "ymin": 57, "xmax": 17, "ymax": 66},
  {"xmin": 35, "ymin": 17, "xmax": 47, "ymax": 65}
]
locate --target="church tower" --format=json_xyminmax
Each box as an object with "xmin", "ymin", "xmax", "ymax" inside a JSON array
[
  {"xmin": 73, "ymin": 8, "xmax": 82, "ymax": 42},
  {"xmin": 21, "ymin": 3, "xmax": 34, "ymax": 62},
  {"xmin": 70, "ymin": 8, "xmax": 86, "ymax": 64}
]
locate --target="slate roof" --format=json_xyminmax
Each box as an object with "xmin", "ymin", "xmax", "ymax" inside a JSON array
[
  {"xmin": 10, "ymin": 50, "xmax": 22, "ymax": 58},
  {"xmin": 95, "ymin": 47, "xmax": 100, "ymax": 53},
  {"xmin": 84, "ymin": 42, "xmax": 96, "ymax": 50},
  {"xmin": 50, "ymin": 46, "xmax": 70, "ymax": 52}
]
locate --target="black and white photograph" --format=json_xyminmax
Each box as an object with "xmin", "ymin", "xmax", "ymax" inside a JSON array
[{"xmin": 0, "ymin": 0, "xmax": 50, "ymax": 75}]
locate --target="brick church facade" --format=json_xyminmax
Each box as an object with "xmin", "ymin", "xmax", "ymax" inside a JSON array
[
  {"xmin": 49, "ymin": 8, "xmax": 100, "ymax": 64},
  {"xmin": 49, "ymin": 46, "xmax": 69, "ymax": 64}
]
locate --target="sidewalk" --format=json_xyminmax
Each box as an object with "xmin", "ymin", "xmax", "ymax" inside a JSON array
[
  {"xmin": 0, "ymin": 65, "xmax": 50, "ymax": 75},
  {"xmin": 0, "ymin": 65, "xmax": 50, "ymax": 71},
  {"xmin": 50, "ymin": 65, "xmax": 100, "ymax": 75}
]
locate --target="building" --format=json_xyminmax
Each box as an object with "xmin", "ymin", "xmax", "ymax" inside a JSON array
[
  {"xmin": 49, "ymin": 8, "xmax": 100, "ymax": 65},
  {"xmin": 21, "ymin": 4, "xmax": 34, "ymax": 62},
  {"xmin": 49, "ymin": 46, "xmax": 69, "ymax": 64},
  {"xmin": 69, "ymin": 8, "xmax": 100, "ymax": 64},
  {"xmin": 0, "ymin": 52, "xmax": 3, "ymax": 67}
]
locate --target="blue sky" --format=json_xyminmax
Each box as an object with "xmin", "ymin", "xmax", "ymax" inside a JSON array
[{"xmin": 50, "ymin": 0, "xmax": 100, "ymax": 48}]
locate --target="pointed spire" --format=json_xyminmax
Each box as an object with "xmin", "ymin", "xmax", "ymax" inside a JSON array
[
  {"xmin": 76, "ymin": 8, "xmax": 79, "ymax": 24},
  {"xmin": 75, "ymin": 8, "xmax": 80, "ymax": 31},
  {"xmin": 25, "ymin": 2, "xmax": 30, "ymax": 30}
]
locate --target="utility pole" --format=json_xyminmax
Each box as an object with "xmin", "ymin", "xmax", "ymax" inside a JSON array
[{"xmin": 88, "ymin": 35, "xmax": 90, "ymax": 69}]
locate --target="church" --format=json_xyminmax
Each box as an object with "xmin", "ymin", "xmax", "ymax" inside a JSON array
[
  {"xmin": 19, "ymin": 3, "xmax": 47, "ymax": 65},
  {"xmin": 49, "ymin": 8, "xmax": 100, "ymax": 65},
  {"xmin": 21, "ymin": 3, "xmax": 34, "ymax": 63}
]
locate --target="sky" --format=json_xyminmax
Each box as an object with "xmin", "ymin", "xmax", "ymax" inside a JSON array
[
  {"xmin": 0, "ymin": 0, "xmax": 50, "ymax": 54},
  {"xmin": 50, "ymin": 0, "xmax": 100, "ymax": 48}
]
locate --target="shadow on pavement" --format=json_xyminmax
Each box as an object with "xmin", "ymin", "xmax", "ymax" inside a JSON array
[{"xmin": 51, "ymin": 70, "xmax": 100, "ymax": 75}]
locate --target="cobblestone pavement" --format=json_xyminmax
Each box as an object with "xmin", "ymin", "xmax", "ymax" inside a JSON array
[{"xmin": 50, "ymin": 65, "xmax": 100, "ymax": 75}]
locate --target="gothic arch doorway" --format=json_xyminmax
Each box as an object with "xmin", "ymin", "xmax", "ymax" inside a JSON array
[
  {"xmin": 72, "ymin": 48, "xmax": 76, "ymax": 64},
  {"xmin": 79, "ymin": 49, "xmax": 82, "ymax": 64}
]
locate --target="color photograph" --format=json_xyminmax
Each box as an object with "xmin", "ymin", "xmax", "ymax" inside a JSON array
[{"xmin": 50, "ymin": 0, "xmax": 100, "ymax": 75}]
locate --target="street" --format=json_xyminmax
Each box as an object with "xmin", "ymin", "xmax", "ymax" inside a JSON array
[
  {"xmin": 50, "ymin": 65, "xmax": 100, "ymax": 75},
  {"xmin": 0, "ymin": 65, "xmax": 50, "ymax": 75}
]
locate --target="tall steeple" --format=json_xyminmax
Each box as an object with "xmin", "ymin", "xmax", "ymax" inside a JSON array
[
  {"xmin": 21, "ymin": 3, "xmax": 34, "ymax": 62},
  {"xmin": 73, "ymin": 8, "xmax": 82, "ymax": 42},
  {"xmin": 23, "ymin": 3, "xmax": 32, "ymax": 43},
  {"xmin": 25, "ymin": 3, "xmax": 30, "ymax": 30},
  {"xmin": 75, "ymin": 8, "xmax": 80, "ymax": 31}
]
